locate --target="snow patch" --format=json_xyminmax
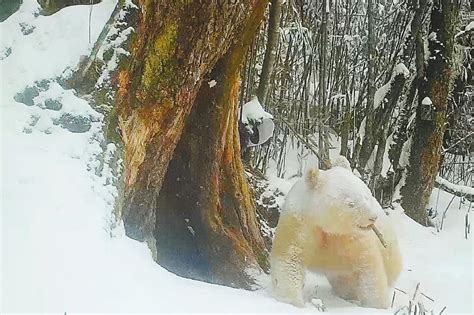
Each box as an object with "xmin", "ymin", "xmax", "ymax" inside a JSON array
[
  {"xmin": 208, "ymin": 79, "xmax": 217, "ymax": 88},
  {"xmin": 466, "ymin": 21, "xmax": 474, "ymax": 31},
  {"xmin": 422, "ymin": 97, "xmax": 432, "ymax": 105},
  {"xmin": 393, "ymin": 63, "xmax": 410, "ymax": 78},
  {"xmin": 357, "ymin": 118, "xmax": 366, "ymax": 144},
  {"xmin": 374, "ymin": 63, "xmax": 409, "ymax": 109},
  {"xmin": 374, "ymin": 82, "xmax": 391, "ymax": 109}
]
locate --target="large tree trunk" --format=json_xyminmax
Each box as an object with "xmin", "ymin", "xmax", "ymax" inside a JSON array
[
  {"xmin": 401, "ymin": 0, "xmax": 460, "ymax": 226},
  {"xmin": 116, "ymin": 1, "xmax": 269, "ymax": 288}
]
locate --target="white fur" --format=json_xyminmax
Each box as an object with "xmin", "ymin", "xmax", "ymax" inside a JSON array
[{"xmin": 270, "ymin": 164, "xmax": 402, "ymax": 309}]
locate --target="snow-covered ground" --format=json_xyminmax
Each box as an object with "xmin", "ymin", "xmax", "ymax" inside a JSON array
[{"xmin": 1, "ymin": 1, "xmax": 472, "ymax": 313}]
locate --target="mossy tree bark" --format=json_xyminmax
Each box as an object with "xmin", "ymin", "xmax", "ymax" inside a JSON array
[
  {"xmin": 116, "ymin": 0, "xmax": 269, "ymax": 288},
  {"xmin": 401, "ymin": 0, "xmax": 460, "ymax": 226}
]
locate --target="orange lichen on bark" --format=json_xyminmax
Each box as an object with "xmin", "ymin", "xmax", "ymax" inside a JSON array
[
  {"xmin": 115, "ymin": 0, "xmax": 271, "ymax": 286},
  {"xmin": 119, "ymin": 96, "xmax": 182, "ymax": 188},
  {"xmin": 416, "ymin": 68, "xmax": 451, "ymax": 210},
  {"xmin": 117, "ymin": 70, "xmax": 130, "ymax": 101},
  {"xmin": 221, "ymin": 78, "xmax": 240, "ymax": 164},
  {"xmin": 119, "ymin": 108, "xmax": 157, "ymax": 187},
  {"xmin": 222, "ymin": 227, "xmax": 255, "ymax": 258}
]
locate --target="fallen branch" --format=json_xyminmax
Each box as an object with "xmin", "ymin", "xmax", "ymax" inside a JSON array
[{"xmin": 435, "ymin": 176, "xmax": 474, "ymax": 202}]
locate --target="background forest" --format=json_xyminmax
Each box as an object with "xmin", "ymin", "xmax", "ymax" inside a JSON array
[
  {"xmin": 1, "ymin": 0, "xmax": 473, "ymax": 313},
  {"xmin": 240, "ymin": 0, "xmax": 473, "ymax": 247},
  {"xmin": 243, "ymin": 0, "xmax": 473, "ymax": 218}
]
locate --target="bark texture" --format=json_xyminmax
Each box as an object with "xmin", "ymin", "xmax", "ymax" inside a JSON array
[
  {"xmin": 401, "ymin": 0, "xmax": 460, "ymax": 225},
  {"xmin": 116, "ymin": 0, "xmax": 269, "ymax": 288},
  {"xmin": 389, "ymin": 0, "xmax": 428, "ymax": 177}
]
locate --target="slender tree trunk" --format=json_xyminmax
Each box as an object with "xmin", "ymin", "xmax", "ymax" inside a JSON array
[
  {"xmin": 358, "ymin": 69, "xmax": 407, "ymax": 174},
  {"xmin": 116, "ymin": 0, "xmax": 269, "ymax": 288},
  {"xmin": 340, "ymin": 106, "xmax": 350, "ymax": 157},
  {"xmin": 257, "ymin": 0, "xmax": 282, "ymax": 105},
  {"xmin": 389, "ymin": 0, "xmax": 428, "ymax": 172},
  {"xmin": 370, "ymin": 129, "xmax": 387, "ymax": 192},
  {"xmin": 318, "ymin": 0, "xmax": 330, "ymax": 169},
  {"xmin": 355, "ymin": 0, "xmax": 376, "ymax": 170},
  {"xmin": 340, "ymin": 0, "xmax": 352, "ymax": 158},
  {"xmin": 401, "ymin": 0, "xmax": 460, "ymax": 226}
]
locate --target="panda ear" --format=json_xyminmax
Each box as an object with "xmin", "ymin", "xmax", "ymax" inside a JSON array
[
  {"xmin": 331, "ymin": 155, "xmax": 351, "ymax": 170},
  {"xmin": 305, "ymin": 167, "xmax": 322, "ymax": 189}
]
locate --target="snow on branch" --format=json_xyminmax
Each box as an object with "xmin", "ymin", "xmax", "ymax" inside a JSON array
[
  {"xmin": 435, "ymin": 176, "xmax": 474, "ymax": 201},
  {"xmin": 374, "ymin": 63, "xmax": 409, "ymax": 109},
  {"xmin": 393, "ymin": 63, "xmax": 410, "ymax": 78}
]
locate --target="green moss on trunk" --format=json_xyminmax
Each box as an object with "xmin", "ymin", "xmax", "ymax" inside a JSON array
[{"xmin": 115, "ymin": 0, "xmax": 270, "ymax": 288}]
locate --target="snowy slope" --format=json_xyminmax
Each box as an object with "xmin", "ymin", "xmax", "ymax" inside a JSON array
[{"xmin": 1, "ymin": 1, "xmax": 472, "ymax": 314}]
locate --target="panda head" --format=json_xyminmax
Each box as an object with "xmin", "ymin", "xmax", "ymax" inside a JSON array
[{"xmin": 304, "ymin": 158, "xmax": 380, "ymax": 235}]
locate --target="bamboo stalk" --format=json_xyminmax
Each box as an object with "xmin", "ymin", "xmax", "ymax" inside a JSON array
[{"xmin": 371, "ymin": 225, "xmax": 388, "ymax": 248}]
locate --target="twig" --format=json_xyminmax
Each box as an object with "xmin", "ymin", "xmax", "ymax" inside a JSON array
[
  {"xmin": 465, "ymin": 213, "xmax": 470, "ymax": 240},
  {"xmin": 420, "ymin": 292, "xmax": 434, "ymax": 302},
  {"xmin": 275, "ymin": 118, "xmax": 331, "ymax": 169},
  {"xmin": 88, "ymin": 2, "xmax": 93, "ymax": 45},
  {"xmin": 371, "ymin": 225, "xmax": 388, "ymax": 248},
  {"xmin": 418, "ymin": 301, "xmax": 426, "ymax": 314},
  {"xmin": 412, "ymin": 283, "xmax": 420, "ymax": 301},
  {"xmin": 443, "ymin": 131, "xmax": 474, "ymax": 154},
  {"xmin": 395, "ymin": 287, "xmax": 408, "ymax": 294},
  {"xmin": 440, "ymin": 195, "xmax": 456, "ymax": 230},
  {"xmin": 435, "ymin": 185, "xmax": 441, "ymax": 215},
  {"xmin": 80, "ymin": 3, "xmax": 123, "ymax": 79},
  {"xmin": 395, "ymin": 305, "xmax": 409, "ymax": 315},
  {"xmin": 391, "ymin": 291, "xmax": 396, "ymax": 308},
  {"xmin": 439, "ymin": 306, "xmax": 446, "ymax": 315}
]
